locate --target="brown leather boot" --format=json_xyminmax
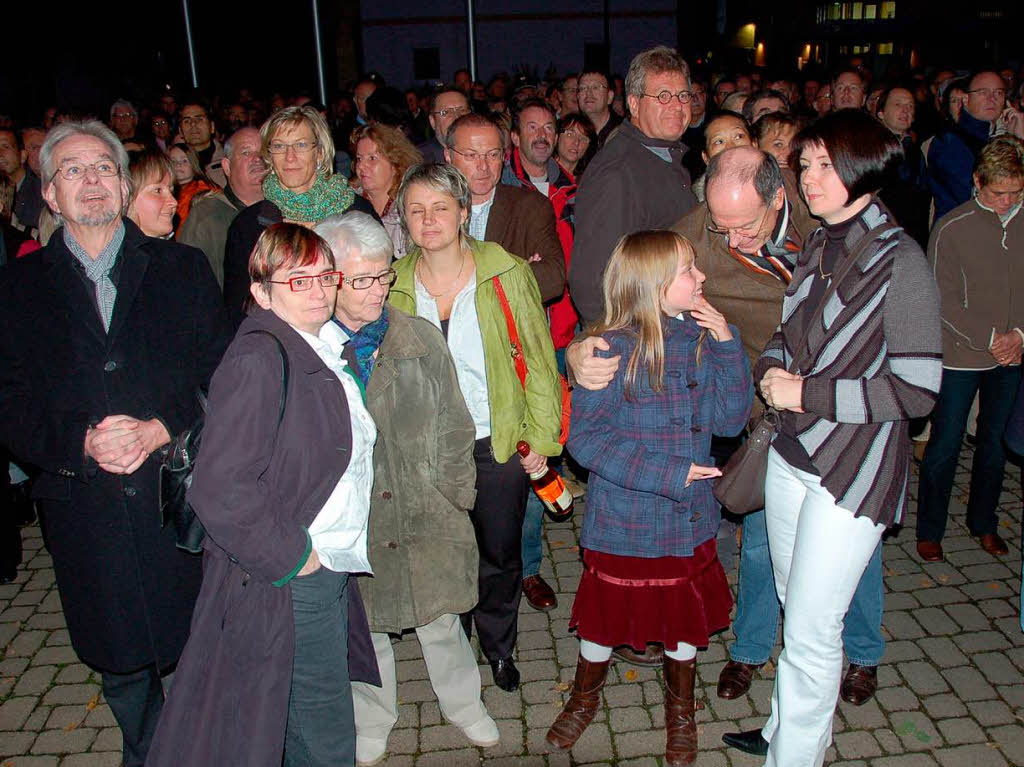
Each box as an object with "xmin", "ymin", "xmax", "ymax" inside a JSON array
[
  {"xmin": 664, "ymin": 656, "xmax": 698, "ymax": 766},
  {"xmin": 545, "ymin": 655, "xmax": 610, "ymax": 750}
]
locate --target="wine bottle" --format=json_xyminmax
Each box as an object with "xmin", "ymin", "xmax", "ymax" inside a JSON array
[{"xmin": 517, "ymin": 440, "xmax": 574, "ymax": 521}]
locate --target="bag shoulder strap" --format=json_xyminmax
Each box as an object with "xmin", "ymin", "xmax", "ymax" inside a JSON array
[
  {"xmin": 243, "ymin": 329, "xmax": 290, "ymax": 426},
  {"xmin": 492, "ymin": 275, "xmax": 528, "ymax": 389},
  {"xmin": 791, "ymin": 223, "xmax": 898, "ymax": 373}
]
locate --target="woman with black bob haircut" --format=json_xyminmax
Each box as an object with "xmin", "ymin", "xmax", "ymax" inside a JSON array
[{"xmin": 724, "ymin": 108, "xmax": 943, "ymax": 765}]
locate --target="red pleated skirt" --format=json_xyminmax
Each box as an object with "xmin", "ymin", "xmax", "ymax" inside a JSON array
[{"xmin": 569, "ymin": 539, "xmax": 733, "ymax": 652}]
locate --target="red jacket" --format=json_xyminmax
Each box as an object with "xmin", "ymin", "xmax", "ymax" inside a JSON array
[{"xmin": 506, "ymin": 149, "xmax": 579, "ymax": 348}]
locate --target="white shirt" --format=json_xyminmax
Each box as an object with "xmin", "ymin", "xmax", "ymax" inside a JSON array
[
  {"xmin": 469, "ymin": 193, "xmax": 496, "ymax": 241},
  {"xmin": 295, "ymin": 322, "xmax": 376, "ymax": 574},
  {"xmin": 414, "ymin": 270, "xmax": 492, "ymax": 438}
]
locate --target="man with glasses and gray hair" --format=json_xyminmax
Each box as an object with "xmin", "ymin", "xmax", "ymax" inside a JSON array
[
  {"xmin": 0, "ymin": 120, "xmax": 231, "ymax": 766},
  {"xmin": 314, "ymin": 211, "xmax": 500, "ymax": 765}
]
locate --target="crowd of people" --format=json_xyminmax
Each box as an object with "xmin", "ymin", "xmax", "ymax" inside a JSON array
[{"xmin": 0, "ymin": 40, "xmax": 1022, "ymax": 767}]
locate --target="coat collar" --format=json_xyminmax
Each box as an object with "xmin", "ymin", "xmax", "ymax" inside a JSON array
[{"xmin": 239, "ymin": 307, "xmax": 331, "ymax": 375}]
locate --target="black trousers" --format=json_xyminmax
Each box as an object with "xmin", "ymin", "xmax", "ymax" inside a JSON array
[
  {"xmin": 462, "ymin": 438, "xmax": 529, "ymax": 662},
  {"xmin": 101, "ymin": 665, "xmax": 165, "ymax": 767}
]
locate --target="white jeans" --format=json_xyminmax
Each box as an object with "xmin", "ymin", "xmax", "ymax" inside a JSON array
[
  {"xmin": 352, "ymin": 612, "xmax": 488, "ymax": 741},
  {"xmin": 761, "ymin": 448, "xmax": 885, "ymax": 767}
]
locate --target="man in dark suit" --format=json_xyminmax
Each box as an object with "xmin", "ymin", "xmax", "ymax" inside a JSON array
[
  {"xmin": 0, "ymin": 121, "xmax": 231, "ymax": 767},
  {"xmin": 443, "ymin": 112, "xmax": 565, "ymax": 304}
]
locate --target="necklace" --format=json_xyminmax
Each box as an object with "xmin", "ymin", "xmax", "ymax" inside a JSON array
[
  {"xmin": 817, "ymin": 240, "xmax": 832, "ymax": 279},
  {"xmin": 417, "ymin": 250, "xmax": 468, "ymax": 298}
]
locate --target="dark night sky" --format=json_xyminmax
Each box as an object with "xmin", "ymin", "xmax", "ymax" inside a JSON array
[{"xmin": 4, "ymin": 1, "xmax": 330, "ymax": 121}]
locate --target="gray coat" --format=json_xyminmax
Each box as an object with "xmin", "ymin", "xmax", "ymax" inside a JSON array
[{"xmin": 359, "ymin": 307, "xmax": 480, "ymax": 633}]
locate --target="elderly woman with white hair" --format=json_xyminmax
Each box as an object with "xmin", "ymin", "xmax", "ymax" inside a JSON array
[
  {"xmin": 221, "ymin": 105, "xmax": 377, "ymax": 326},
  {"xmin": 313, "ymin": 211, "xmax": 499, "ymax": 765}
]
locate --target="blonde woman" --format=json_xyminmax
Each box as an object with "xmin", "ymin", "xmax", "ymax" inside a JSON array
[{"xmin": 546, "ymin": 230, "xmax": 752, "ymax": 765}]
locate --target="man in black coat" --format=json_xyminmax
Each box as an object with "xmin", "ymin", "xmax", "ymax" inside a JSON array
[{"xmin": 0, "ymin": 121, "xmax": 231, "ymax": 767}]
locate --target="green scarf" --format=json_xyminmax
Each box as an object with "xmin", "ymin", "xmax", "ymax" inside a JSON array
[{"xmin": 263, "ymin": 170, "xmax": 356, "ymax": 223}]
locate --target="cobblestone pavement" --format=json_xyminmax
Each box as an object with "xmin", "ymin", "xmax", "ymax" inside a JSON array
[{"xmin": 1, "ymin": 444, "xmax": 1022, "ymax": 766}]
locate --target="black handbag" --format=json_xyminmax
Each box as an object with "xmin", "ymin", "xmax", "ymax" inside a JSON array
[
  {"xmin": 713, "ymin": 223, "xmax": 897, "ymax": 514},
  {"xmin": 160, "ymin": 330, "xmax": 290, "ymax": 553}
]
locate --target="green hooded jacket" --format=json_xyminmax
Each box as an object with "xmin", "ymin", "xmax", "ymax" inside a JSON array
[{"xmin": 389, "ymin": 238, "xmax": 563, "ymax": 463}]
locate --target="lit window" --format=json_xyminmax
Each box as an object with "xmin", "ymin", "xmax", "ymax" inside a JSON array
[
  {"xmin": 865, "ymin": 3, "xmax": 877, "ymax": 18},
  {"xmin": 842, "ymin": 2, "xmax": 851, "ymax": 18},
  {"xmin": 852, "ymin": 2, "xmax": 863, "ymax": 18},
  {"xmin": 881, "ymin": 1, "xmax": 896, "ymax": 18},
  {"xmin": 829, "ymin": 2, "xmax": 841, "ymax": 20},
  {"xmin": 878, "ymin": 42, "xmax": 894, "ymax": 55}
]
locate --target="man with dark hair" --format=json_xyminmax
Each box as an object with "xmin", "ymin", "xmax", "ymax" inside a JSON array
[
  {"xmin": 179, "ymin": 100, "xmax": 226, "ymax": 186},
  {"xmin": 742, "ymin": 89, "xmax": 790, "ymax": 123},
  {"xmin": 0, "ymin": 129, "xmax": 42, "ymax": 231},
  {"xmin": 832, "ymin": 67, "xmax": 867, "ymax": 110},
  {"xmin": 419, "ymin": 87, "xmax": 471, "ymax": 163},
  {"xmin": 501, "ymin": 97, "xmax": 578, "ymax": 614},
  {"xmin": 569, "ymin": 45, "xmax": 697, "ymax": 329},
  {"xmin": 928, "ymin": 69, "xmax": 1024, "ymax": 219},
  {"xmin": 453, "ymin": 68, "xmax": 473, "ymax": 95},
  {"xmin": 354, "ymin": 76, "xmax": 378, "ymax": 125},
  {"xmin": 559, "ymin": 74, "xmax": 580, "ymax": 116},
  {"xmin": 714, "ymin": 78, "xmax": 738, "ymax": 107},
  {"xmin": 576, "ymin": 69, "xmax": 622, "ymax": 149}
]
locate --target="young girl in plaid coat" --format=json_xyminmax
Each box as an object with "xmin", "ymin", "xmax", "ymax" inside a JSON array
[{"xmin": 547, "ymin": 230, "xmax": 753, "ymax": 765}]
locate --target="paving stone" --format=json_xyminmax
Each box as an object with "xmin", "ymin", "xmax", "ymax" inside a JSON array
[
  {"xmin": 415, "ymin": 748, "xmax": 481, "ymax": 766},
  {"xmin": 30, "ymin": 647, "xmax": 80, "ymax": 666},
  {"xmin": 13, "ymin": 666, "xmax": 57, "ymax": 697},
  {"xmin": 941, "ymin": 666, "xmax": 997, "ymax": 701},
  {"xmin": 921, "ymin": 693, "xmax": 968, "ymax": 719},
  {"xmin": 911, "ymin": 607, "xmax": 960, "ymax": 635},
  {"xmin": 603, "ymin": 682, "xmax": 643, "ymax": 707},
  {"xmin": 53, "ymin": 665, "xmax": 90, "ymax": 685},
  {"xmin": 23, "ymin": 706, "xmax": 50, "ymax": 731},
  {"xmin": 918, "ymin": 637, "xmax": 969, "ymax": 668},
  {"xmin": 897, "ymin": 661, "xmax": 949, "ymax": 695},
  {"xmin": 967, "ymin": 699, "xmax": 1017, "ymax": 726},
  {"xmin": 987, "ymin": 723, "xmax": 1024, "ymax": 765},
  {"xmin": 937, "ymin": 716, "xmax": 987, "ymax": 744},
  {"xmin": 567, "ymin": 724, "xmax": 613, "ymax": 762},
  {"xmin": 419, "ymin": 701, "xmax": 442, "ymax": 726},
  {"xmin": 891, "ymin": 711, "xmax": 942, "ymax": 751},
  {"xmin": 1, "ymin": 757, "xmax": 59, "ymax": 767},
  {"xmin": 0, "ymin": 697, "xmax": 39, "ymax": 731},
  {"xmin": 40, "ymin": 685, "xmax": 98, "ymax": 706},
  {"xmin": 833, "ymin": 729, "xmax": 882, "ymax": 759},
  {"xmin": 972, "ymin": 651, "xmax": 1020, "ymax": 685},
  {"xmin": 914, "ymin": 587, "xmax": 968, "ymax": 607},
  {"xmin": 883, "ymin": 640, "xmax": 926, "ymax": 662},
  {"xmin": 955, "ymin": 631, "xmax": 1012, "ymax": 654},
  {"xmin": 872, "ymin": 755, "xmax": 942, "ymax": 766},
  {"xmin": 6, "ymin": 630, "xmax": 48, "ymax": 657},
  {"xmin": 29, "ymin": 728, "xmax": 96, "ymax": 754},
  {"xmin": 58, "ymin": 755, "xmax": 123, "ymax": 767},
  {"xmin": 873, "ymin": 727, "xmax": 907, "ymax": 754},
  {"xmin": 876, "ymin": 685, "xmax": 923, "ymax": 712},
  {"xmin": 90, "ymin": 727, "xmax": 122, "ymax": 752},
  {"xmin": 609, "ymin": 706, "xmax": 652, "ymax": 732},
  {"xmin": 933, "ymin": 743, "xmax": 1008, "ymax": 766},
  {"xmin": 944, "ymin": 603, "xmax": 991, "ymax": 632},
  {"xmin": 613, "ymin": 728, "xmax": 664, "ymax": 758}
]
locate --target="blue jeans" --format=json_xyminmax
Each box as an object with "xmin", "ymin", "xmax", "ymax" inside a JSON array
[
  {"xmin": 918, "ymin": 366, "xmax": 1022, "ymax": 541},
  {"xmin": 730, "ymin": 507, "xmax": 885, "ymax": 667},
  {"xmin": 522, "ymin": 491, "xmax": 545, "ymax": 578},
  {"xmin": 283, "ymin": 568, "xmax": 353, "ymax": 767}
]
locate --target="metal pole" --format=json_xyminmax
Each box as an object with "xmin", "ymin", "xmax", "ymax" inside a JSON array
[
  {"xmin": 466, "ymin": 0, "xmax": 478, "ymax": 82},
  {"xmin": 182, "ymin": 0, "xmax": 199, "ymax": 88},
  {"xmin": 311, "ymin": 0, "xmax": 328, "ymax": 106}
]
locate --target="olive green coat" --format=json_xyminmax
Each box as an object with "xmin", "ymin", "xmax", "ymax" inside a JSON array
[
  {"xmin": 390, "ymin": 238, "xmax": 563, "ymax": 463},
  {"xmin": 359, "ymin": 307, "xmax": 480, "ymax": 633}
]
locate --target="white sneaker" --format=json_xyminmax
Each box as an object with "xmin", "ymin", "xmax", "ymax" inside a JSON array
[
  {"xmin": 355, "ymin": 734, "xmax": 388, "ymax": 767},
  {"xmin": 458, "ymin": 714, "xmax": 500, "ymax": 747}
]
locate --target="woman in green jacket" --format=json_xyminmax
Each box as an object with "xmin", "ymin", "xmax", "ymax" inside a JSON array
[{"xmin": 391, "ymin": 162, "xmax": 562, "ymax": 692}]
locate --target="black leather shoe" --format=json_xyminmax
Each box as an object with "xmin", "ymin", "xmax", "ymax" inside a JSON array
[
  {"xmin": 723, "ymin": 729, "xmax": 769, "ymax": 756},
  {"xmin": 490, "ymin": 657, "xmax": 520, "ymax": 692}
]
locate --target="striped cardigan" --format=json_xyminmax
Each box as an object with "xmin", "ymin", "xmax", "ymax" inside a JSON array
[{"xmin": 754, "ymin": 200, "xmax": 943, "ymax": 526}]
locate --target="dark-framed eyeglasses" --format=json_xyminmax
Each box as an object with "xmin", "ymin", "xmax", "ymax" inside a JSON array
[
  {"xmin": 430, "ymin": 106, "xmax": 470, "ymax": 119},
  {"xmin": 50, "ymin": 161, "xmax": 121, "ymax": 183},
  {"xmin": 643, "ymin": 90, "xmax": 693, "ymax": 105},
  {"xmin": 344, "ymin": 269, "xmax": 397, "ymax": 290},
  {"xmin": 268, "ymin": 271, "xmax": 343, "ymax": 292},
  {"xmin": 707, "ymin": 204, "xmax": 770, "ymax": 238},
  {"xmin": 968, "ymin": 88, "xmax": 1006, "ymax": 100}
]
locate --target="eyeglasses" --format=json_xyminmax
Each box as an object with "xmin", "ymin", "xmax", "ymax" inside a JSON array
[
  {"xmin": 707, "ymin": 205, "xmax": 770, "ymax": 239},
  {"xmin": 968, "ymin": 88, "xmax": 1006, "ymax": 100},
  {"xmin": 430, "ymin": 106, "xmax": 470, "ymax": 119},
  {"xmin": 344, "ymin": 269, "xmax": 397, "ymax": 290},
  {"xmin": 268, "ymin": 271, "xmax": 343, "ymax": 292},
  {"xmin": 450, "ymin": 147, "xmax": 503, "ymax": 163},
  {"xmin": 112, "ymin": 112, "xmax": 136, "ymax": 120},
  {"xmin": 643, "ymin": 90, "xmax": 693, "ymax": 105},
  {"xmin": 50, "ymin": 161, "xmax": 121, "ymax": 182},
  {"xmin": 268, "ymin": 139, "xmax": 318, "ymax": 155},
  {"xmin": 152, "ymin": 119, "xmax": 169, "ymax": 127}
]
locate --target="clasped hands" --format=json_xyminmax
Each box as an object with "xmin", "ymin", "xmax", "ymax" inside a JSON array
[
  {"xmin": 759, "ymin": 368, "xmax": 805, "ymax": 413},
  {"xmin": 84, "ymin": 415, "xmax": 171, "ymax": 475}
]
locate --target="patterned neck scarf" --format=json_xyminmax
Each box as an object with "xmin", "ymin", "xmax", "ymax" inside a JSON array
[
  {"xmin": 263, "ymin": 169, "xmax": 355, "ymax": 223},
  {"xmin": 333, "ymin": 307, "xmax": 390, "ymax": 386},
  {"xmin": 64, "ymin": 222, "xmax": 126, "ymax": 331}
]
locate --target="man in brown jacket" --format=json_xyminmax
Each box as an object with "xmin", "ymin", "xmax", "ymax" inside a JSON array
[
  {"xmin": 569, "ymin": 148, "xmax": 887, "ymax": 726},
  {"xmin": 444, "ymin": 112, "xmax": 565, "ymax": 304}
]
